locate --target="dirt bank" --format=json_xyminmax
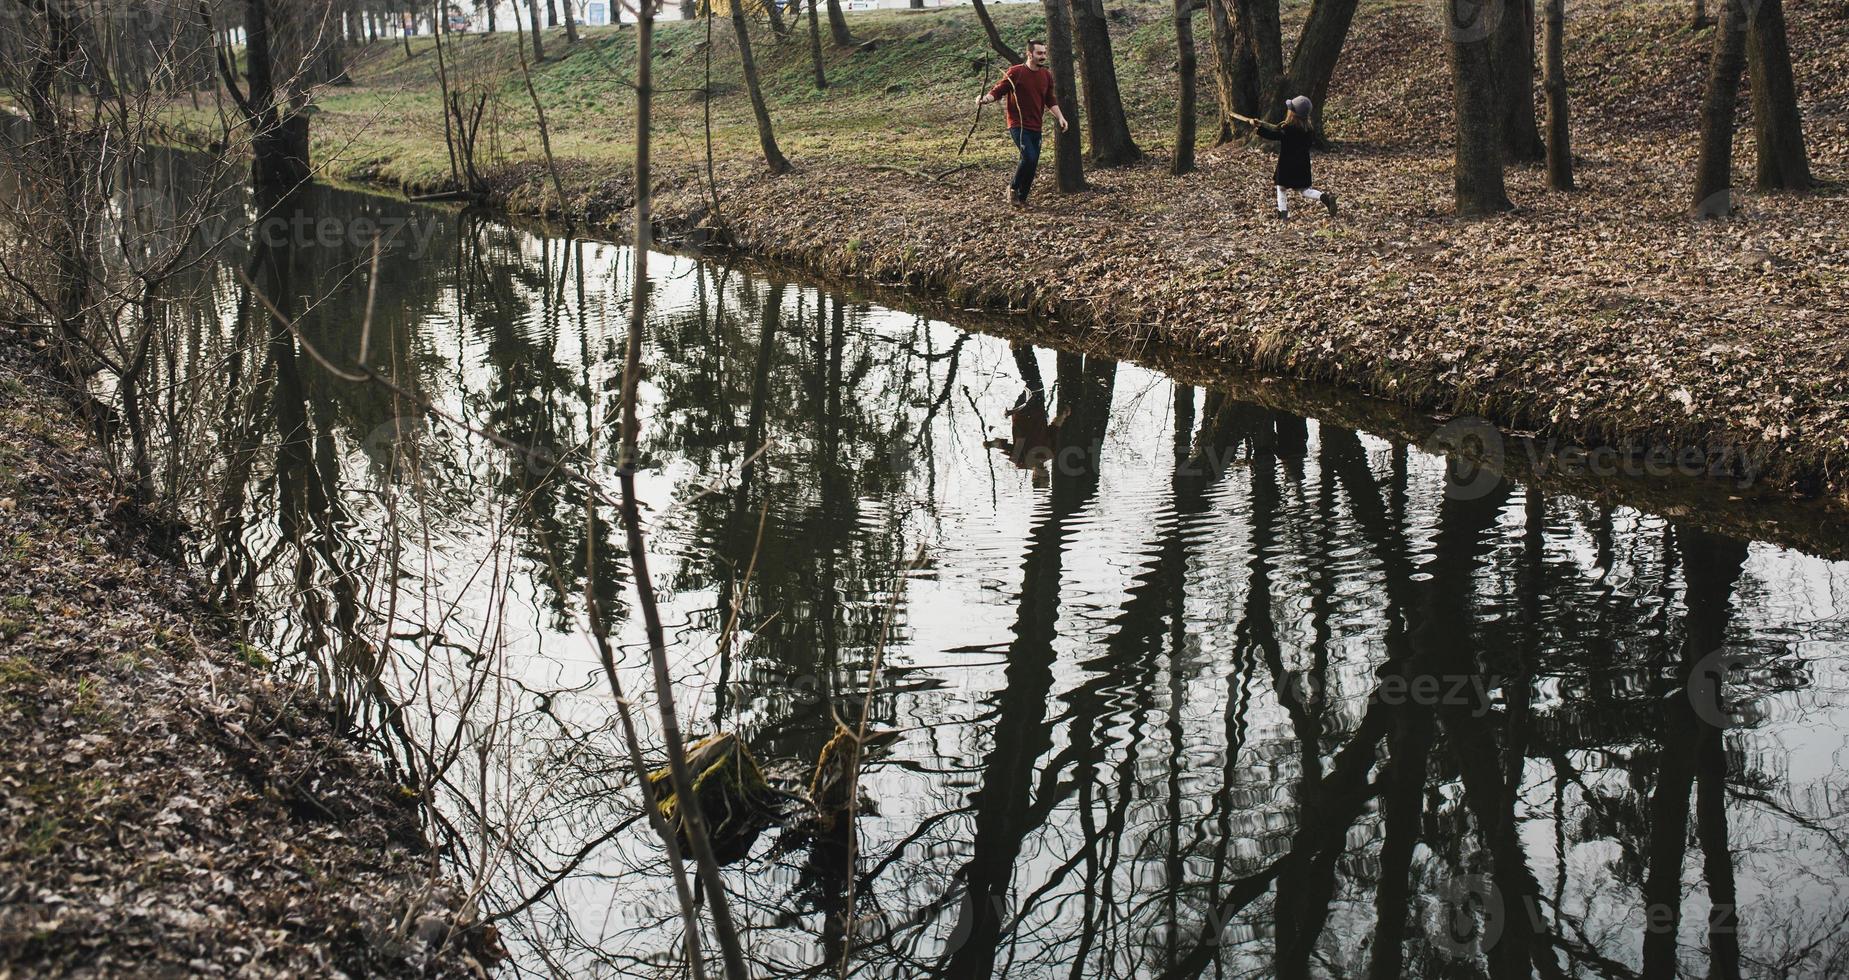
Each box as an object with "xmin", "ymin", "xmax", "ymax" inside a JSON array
[{"xmin": 0, "ymin": 332, "xmax": 497, "ymax": 976}]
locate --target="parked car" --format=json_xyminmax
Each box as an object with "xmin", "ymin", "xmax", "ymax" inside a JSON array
[{"xmin": 446, "ymin": 14, "xmax": 472, "ymax": 33}]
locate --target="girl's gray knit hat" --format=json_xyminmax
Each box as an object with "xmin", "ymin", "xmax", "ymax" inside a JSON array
[{"xmin": 1287, "ymin": 95, "xmax": 1314, "ymax": 116}]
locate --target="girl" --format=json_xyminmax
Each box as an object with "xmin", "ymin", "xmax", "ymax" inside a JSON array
[{"xmin": 1236, "ymin": 96, "xmax": 1338, "ymax": 221}]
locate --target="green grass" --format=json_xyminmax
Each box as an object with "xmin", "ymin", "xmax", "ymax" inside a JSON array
[{"xmin": 190, "ymin": 2, "xmax": 1208, "ymax": 189}]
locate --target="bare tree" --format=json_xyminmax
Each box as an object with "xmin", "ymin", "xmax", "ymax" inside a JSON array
[
  {"xmin": 1, "ymin": 1, "xmax": 244, "ymax": 500},
  {"xmin": 1542, "ymin": 0, "xmax": 1573, "ymax": 190},
  {"xmin": 1692, "ymin": 0, "xmax": 1748, "ymax": 217},
  {"xmin": 1280, "ymin": 0, "xmax": 1360, "ymax": 141},
  {"xmin": 805, "ymin": 0, "xmax": 826, "ymax": 89},
  {"xmin": 1172, "ymin": 0, "xmax": 1199, "ymax": 175},
  {"xmin": 1040, "ymin": 0, "xmax": 1085, "ymax": 191},
  {"xmin": 728, "ymin": 0, "xmax": 790, "ymax": 173},
  {"xmin": 1204, "ymin": 0, "xmax": 1256, "ymax": 142},
  {"xmin": 611, "ymin": 1, "xmax": 752, "ymax": 975},
  {"xmin": 212, "ymin": 0, "xmax": 330, "ymax": 190},
  {"xmin": 1744, "ymin": 0, "xmax": 1810, "ymax": 192},
  {"xmin": 1065, "ymin": 0, "xmax": 1141, "ymax": 165},
  {"xmin": 1447, "ymin": 0, "xmax": 1513, "ymax": 215},
  {"xmin": 526, "ymin": 0, "xmax": 545, "ymax": 62},
  {"xmin": 970, "ymin": 0, "xmax": 1016, "ymax": 63},
  {"xmin": 1231, "ymin": 0, "xmax": 1284, "ymax": 120},
  {"xmin": 1494, "ymin": 0, "xmax": 1544, "ymax": 161}
]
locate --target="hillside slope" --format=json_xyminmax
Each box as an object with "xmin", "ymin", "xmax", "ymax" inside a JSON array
[{"xmin": 318, "ymin": 0, "xmax": 1848, "ymax": 186}]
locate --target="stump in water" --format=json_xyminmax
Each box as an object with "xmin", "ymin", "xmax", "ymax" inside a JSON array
[
  {"xmin": 809, "ymin": 724, "xmax": 861, "ymax": 832},
  {"xmin": 646, "ymin": 732, "xmax": 780, "ymax": 863},
  {"xmin": 808, "ymin": 724, "xmax": 899, "ymax": 831}
]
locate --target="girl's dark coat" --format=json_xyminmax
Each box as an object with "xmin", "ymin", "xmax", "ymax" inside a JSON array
[{"xmin": 1259, "ymin": 121, "xmax": 1314, "ymax": 189}]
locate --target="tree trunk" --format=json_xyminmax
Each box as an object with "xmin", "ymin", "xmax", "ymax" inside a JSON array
[
  {"xmin": 1494, "ymin": 0, "xmax": 1545, "ymax": 161},
  {"xmin": 729, "ymin": 0, "xmax": 791, "ymax": 173},
  {"xmin": 527, "ymin": 0, "xmax": 545, "ymax": 62},
  {"xmin": 1282, "ymin": 0, "xmax": 1360, "ymax": 141},
  {"xmin": 767, "ymin": 0, "xmax": 789, "ymax": 37},
  {"xmin": 1691, "ymin": 0, "xmax": 1748, "ymax": 217},
  {"xmin": 1041, "ymin": 0, "xmax": 1086, "ymax": 192},
  {"xmin": 547, "ymin": 0, "xmax": 559, "ymax": 27},
  {"xmin": 1744, "ymin": 0, "xmax": 1810, "ymax": 192},
  {"xmin": 1447, "ymin": 0, "xmax": 1512, "ymax": 216},
  {"xmin": 1542, "ymin": 0, "xmax": 1573, "ymax": 189},
  {"xmin": 1172, "ymin": 0, "xmax": 1198, "ymax": 175},
  {"xmin": 564, "ymin": 0, "xmax": 580, "ymax": 42},
  {"xmin": 910, "ymin": 0, "xmax": 923, "ymax": 7},
  {"xmin": 970, "ymin": 0, "xmax": 1020, "ymax": 63},
  {"xmin": 807, "ymin": 0, "xmax": 827, "ymax": 89},
  {"xmin": 825, "ymin": 0, "xmax": 854, "ymax": 45},
  {"xmin": 1231, "ymin": 0, "xmax": 1284, "ymax": 119},
  {"xmin": 1066, "ymin": 0, "xmax": 1142, "ymax": 165},
  {"xmin": 244, "ymin": 0, "xmax": 313, "ymax": 190},
  {"xmin": 1204, "ymin": 0, "xmax": 1252, "ymax": 143},
  {"xmin": 1691, "ymin": 0, "xmax": 1712, "ymax": 30}
]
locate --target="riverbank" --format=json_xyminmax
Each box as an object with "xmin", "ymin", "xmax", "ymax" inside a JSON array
[
  {"xmin": 182, "ymin": 0, "xmax": 1849, "ymax": 502},
  {"xmin": 0, "ymin": 332, "xmax": 496, "ymax": 976}
]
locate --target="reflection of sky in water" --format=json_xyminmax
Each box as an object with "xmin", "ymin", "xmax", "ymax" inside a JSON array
[{"xmin": 186, "ymin": 192, "xmax": 1849, "ymax": 978}]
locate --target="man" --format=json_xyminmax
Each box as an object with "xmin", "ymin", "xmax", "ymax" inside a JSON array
[{"xmin": 978, "ymin": 41, "xmax": 1070, "ymax": 208}]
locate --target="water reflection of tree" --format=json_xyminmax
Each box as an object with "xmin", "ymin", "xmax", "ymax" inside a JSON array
[
  {"xmin": 651, "ymin": 272, "xmax": 914, "ymax": 759},
  {"xmin": 938, "ymin": 348, "xmax": 1117, "ymax": 979}
]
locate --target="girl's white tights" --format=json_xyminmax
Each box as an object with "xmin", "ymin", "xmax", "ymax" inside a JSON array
[{"xmin": 1276, "ymin": 186, "xmax": 1326, "ymax": 212}]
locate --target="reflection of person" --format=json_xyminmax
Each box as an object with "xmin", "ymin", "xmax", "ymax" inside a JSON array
[{"xmin": 987, "ymin": 388, "xmax": 1068, "ymax": 486}]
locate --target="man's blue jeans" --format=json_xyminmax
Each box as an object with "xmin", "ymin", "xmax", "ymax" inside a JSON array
[{"xmin": 1008, "ymin": 127, "xmax": 1042, "ymax": 203}]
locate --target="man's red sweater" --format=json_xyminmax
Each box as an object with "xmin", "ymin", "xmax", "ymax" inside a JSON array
[{"xmin": 987, "ymin": 64, "xmax": 1058, "ymax": 133}]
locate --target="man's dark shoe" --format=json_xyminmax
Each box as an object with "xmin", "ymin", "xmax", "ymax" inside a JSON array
[
  {"xmin": 1274, "ymin": 210, "xmax": 1290, "ymax": 222},
  {"xmin": 1322, "ymin": 192, "xmax": 1339, "ymax": 217}
]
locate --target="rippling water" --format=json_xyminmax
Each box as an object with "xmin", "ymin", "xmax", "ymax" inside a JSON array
[{"xmin": 149, "ymin": 174, "xmax": 1849, "ymax": 978}]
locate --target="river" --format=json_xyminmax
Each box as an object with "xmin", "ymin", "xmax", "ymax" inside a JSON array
[{"xmin": 129, "ymin": 170, "xmax": 1849, "ymax": 978}]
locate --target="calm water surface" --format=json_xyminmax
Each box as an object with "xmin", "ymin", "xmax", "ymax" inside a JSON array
[{"xmin": 156, "ymin": 176, "xmax": 1849, "ymax": 978}]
